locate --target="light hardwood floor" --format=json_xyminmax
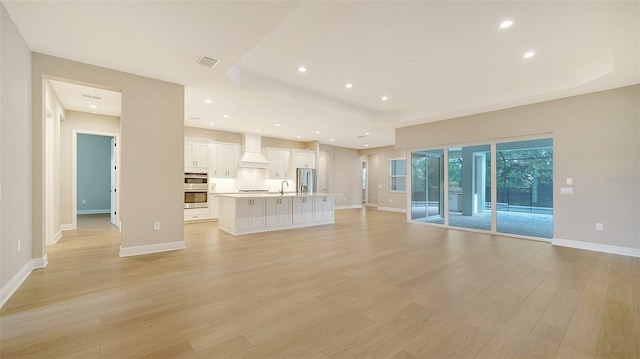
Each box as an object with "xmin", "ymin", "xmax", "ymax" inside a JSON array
[{"xmin": 1, "ymin": 209, "xmax": 639, "ymax": 358}]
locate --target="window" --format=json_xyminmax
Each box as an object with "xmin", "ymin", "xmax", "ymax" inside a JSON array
[{"xmin": 389, "ymin": 158, "xmax": 406, "ymax": 192}]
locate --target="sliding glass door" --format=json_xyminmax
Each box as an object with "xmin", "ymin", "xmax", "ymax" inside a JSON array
[
  {"xmin": 448, "ymin": 145, "xmax": 492, "ymax": 231},
  {"xmin": 409, "ymin": 137, "xmax": 553, "ymax": 240},
  {"xmin": 496, "ymin": 139, "xmax": 553, "ymax": 238},
  {"xmin": 411, "ymin": 149, "xmax": 444, "ymax": 223}
]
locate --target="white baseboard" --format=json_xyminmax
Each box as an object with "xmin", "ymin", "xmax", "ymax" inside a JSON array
[
  {"xmin": 77, "ymin": 209, "xmax": 110, "ymax": 215},
  {"xmin": 119, "ymin": 241, "xmax": 186, "ymax": 257},
  {"xmin": 60, "ymin": 224, "xmax": 74, "ymax": 231},
  {"xmin": 0, "ymin": 260, "xmax": 33, "ymax": 308},
  {"xmin": 377, "ymin": 206, "xmax": 407, "ymax": 213},
  {"xmin": 32, "ymin": 255, "xmax": 48, "ymax": 269},
  {"xmin": 552, "ymin": 238, "xmax": 640, "ymax": 258},
  {"xmin": 335, "ymin": 205, "xmax": 363, "ymax": 210},
  {"xmin": 366, "ymin": 203, "xmax": 378, "ymax": 208},
  {"xmin": 54, "ymin": 230, "xmax": 62, "ymax": 244}
]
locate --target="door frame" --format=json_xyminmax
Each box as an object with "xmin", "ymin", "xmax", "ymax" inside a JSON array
[
  {"xmin": 72, "ymin": 130, "xmax": 120, "ymax": 229},
  {"xmin": 361, "ymin": 160, "xmax": 368, "ymax": 206}
]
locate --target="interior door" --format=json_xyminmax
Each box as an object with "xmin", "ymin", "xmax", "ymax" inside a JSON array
[{"xmin": 110, "ymin": 137, "xmax": 117, "ymax": 226}]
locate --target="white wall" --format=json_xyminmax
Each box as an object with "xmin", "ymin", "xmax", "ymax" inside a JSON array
[
  {"xmin": 44, "ymin": 80, "xmax": 64, "ymax": 244},
  {"xmin": 1, "ymin": 3, "xmax": 33, "ymax": 304},
  {"xmin": 396, "ymin": 85, "xmax": 640, "ymax": 254}
]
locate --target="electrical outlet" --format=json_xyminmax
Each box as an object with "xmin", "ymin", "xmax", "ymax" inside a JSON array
[
  {"xmin": 82, "ymin": 199, "xmax": 87, "ymax": 204},
  {"xmin": 596, "ymin": 223, "xmax": 603, "ymax": 231},
  {"xmin": 153, "ymin": 221, "xmax": 161, "ymax": 231}
]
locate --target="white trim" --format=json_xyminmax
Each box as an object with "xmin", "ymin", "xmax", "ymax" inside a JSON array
[
  {"xmin": 77, "ymin": 209, "xmax": 110, "ymax": 215},
  {"xmin": 0, "ymin": 260, "xmax": 33, "ymax": 308},
  {"xmin": 54, "ymin": 230, "xmax": 62, "ymax": 244},
  {"xmin": 378, "ymin": 206, "xmax": 407, "ymax": 213},
  {"xmin": 365, "ymin": 203, "xmax": 378, "ymax": 208},
  {"xmin": 335, "ymin": 205, "xmax": 363, "ymax": 210},
  {"xmin": 32, "ymin": 255, "xmax": 48, "ymax": 269},
  {"xmin": 60, "ymin": 224, "xmax": 73, "ymax": 231},
  {"xmin": 119, "ymin": 241, "xmax": 186, "ymax": 257},
  {"xmin": 552, "ymin": 238, "xmax": 640, "ymax": 258}
]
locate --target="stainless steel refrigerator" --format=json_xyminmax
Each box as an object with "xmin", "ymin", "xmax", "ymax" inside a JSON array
[{"xmin": 296, "ymin": 168, "xmax": 317, "ymax": 193}]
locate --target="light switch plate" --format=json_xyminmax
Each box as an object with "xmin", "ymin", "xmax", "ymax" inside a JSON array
[
  {"xmin": 153, "ymin": 221, "xmax": 160, "ymax": 231},
  {"xmin": 566, "ymin": 178, "xmax": 573, "ymax": 185},
  {"xmin": 596, "ymin": 223, "xmax": 603, "ymax": 231},
  {"xmin": 560, "ymin": 187, "xmax": 574, "ymax": 195}
]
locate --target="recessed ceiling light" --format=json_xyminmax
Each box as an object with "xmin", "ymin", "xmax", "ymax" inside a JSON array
[
  {"xmin": 298, "ymin": 66, "xmax": 307, "ymax": 73},
  {"xmin": 365, "ymin": 132, "xmax": 370, "ymax": 135},
  {"xmin": 523, "ymin": 51, "xmax": 536, "ymax": 58},
  {"xmin": 364, "ymin": 144, "xmax": 369, "ymax": 147},
  {"xmin": 204, "ymin": 99, "xmax": 212, "ymax": 103},
  {"xmin": 330, "ymin": 139, "xmax": 334, "ymax": 142},
  {"xmin": 381, "ymin": 96, "xmax": 388, "ymax": 101},
  {"xmin": 223, "ymin": 114, "xmax": 229, "ymax": 118},
  {"xmin": 296, "ymin": 136, "xmax": 301, "ymax": 139},
  {"xmin": 209, "ymin": 122, "xmax": 214, "ymax": 126},
  {"xmin": 315, "ymin": 131, "xmax": 320, "ymax": 134},
  {"xmin": 89, "ymin": 104, "xmax": 97, "ymax": 109},
  {"xmin": 256, "ymin": 129, "xmax": 262, "ymax": 133},
  {"xmin": 275, "ymin": 123, "xmax": 281, "ymax": 127},
  {"xmin": 345, "ymin": 83, "xmax": 353, "ymax": 88},
  {"xmin": 500, "ymin": 20, "xmax": 513, "ymax": 29}
]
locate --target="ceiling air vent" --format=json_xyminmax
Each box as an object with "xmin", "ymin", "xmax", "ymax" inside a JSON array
[
  {"xmin": 82, "ymin": 94, "xmax": 102, "ymax": 100},
  {"xmin": 198, "ymin": 56, "xmax": 220, "ymax": 69}
]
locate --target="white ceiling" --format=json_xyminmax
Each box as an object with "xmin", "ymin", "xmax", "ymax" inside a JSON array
[
  {"xmin": 48, "ymin": 80, "xmax": 121, "ymax": 117},
  {"xmin": 3, "ymin": 1, "xmax": 638, "ymax": 149}
]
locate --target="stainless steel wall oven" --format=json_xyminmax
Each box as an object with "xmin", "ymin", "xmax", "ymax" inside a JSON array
[{"xmin": 184, "ymin": 172, "xmax": 208, "ymax": 209}]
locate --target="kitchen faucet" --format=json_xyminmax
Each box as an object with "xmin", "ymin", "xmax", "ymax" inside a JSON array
[{"xmin": 280, "ymin": 180, "xmax": 289, "ymax": 195}]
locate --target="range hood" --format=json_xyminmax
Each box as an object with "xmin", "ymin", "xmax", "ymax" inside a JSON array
[{"xmin": 239, "ymin": 133, "xmax": 269, "ymax": 169}]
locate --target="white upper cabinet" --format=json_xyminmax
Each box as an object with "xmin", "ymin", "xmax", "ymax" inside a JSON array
[
  {"xmin": 265, "ymin": 148, "xmax": 291, "ymax": 179},
  {"xmin": 210, "ymin": 142, "xmax": 239, "ymax": 178},
  {"xmin": 184, "ymin": 140, "xmax": 209, "ymax": 172},
  {"xmin": 294, "ymin": 150, "xmax": 316, "ymax": 169}
]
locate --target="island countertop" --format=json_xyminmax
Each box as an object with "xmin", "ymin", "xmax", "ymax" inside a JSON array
[{"xmin": 217, "ymin": 192, "xmax": 337, "ymax": 235}]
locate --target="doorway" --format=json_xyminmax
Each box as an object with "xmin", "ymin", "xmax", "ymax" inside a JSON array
[
  {"xmin": 43, "ymin": 78, "xmax": 122, "ymax": 249},
  {"xmin": 73, "ymin": 132, "xmax": 119, "ymax": 228},
  {"xmin": 362, "ymin": 161, "xmax": 368, "ymax": 204}
]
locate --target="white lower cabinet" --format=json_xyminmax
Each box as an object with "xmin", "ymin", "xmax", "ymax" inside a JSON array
[
  {"xmin": 266, "ymin": 197, "xmax": 292, "ymax": 227},
  {"xmin": 314, "ymin": 196, "xmax": 334, "ymax": 222},
  {"xmin": 218, "ymin": 194, "xmax": 335, "ymax": 235},
  {"xmin": 209, "ymin": 195, "xmax": 219, "ymax": 219},
  {"xmin": 184, "ymin": 208, "xmax": 209, "ymax": 221},
  {"xmin": 292, "ymin": 196, "xmax": 314, "ymax": 224},
  {"xmin": 236, "ymin": 198, "xmax": 265, "ymax": 231}
]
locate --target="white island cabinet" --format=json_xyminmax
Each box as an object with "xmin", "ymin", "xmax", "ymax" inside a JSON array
[{"xmin": 218, "ymin": 193, "xmax": 337, "ymax": 235}]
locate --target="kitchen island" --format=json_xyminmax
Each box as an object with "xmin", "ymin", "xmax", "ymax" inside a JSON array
[{"xmin": 217, "ymin": 193, "xmax": 338, "ymax": 235}]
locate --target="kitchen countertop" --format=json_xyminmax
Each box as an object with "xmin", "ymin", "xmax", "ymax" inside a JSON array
[{"xmin": 217, "ymin": 192, "xmax": 340, "ymax": 198}]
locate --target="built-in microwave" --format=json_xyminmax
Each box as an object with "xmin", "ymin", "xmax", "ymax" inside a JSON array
[{"xmin": 185, "ymin": 172, "xmax": 208, "ymax": 191}]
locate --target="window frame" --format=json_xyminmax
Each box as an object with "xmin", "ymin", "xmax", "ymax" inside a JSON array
[{"xmin": 389, "ymin": 158, "xmax": 407, "ymax": 193}]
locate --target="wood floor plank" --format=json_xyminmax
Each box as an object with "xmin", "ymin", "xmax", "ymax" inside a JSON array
[
  {"xmin": 595, "ymin": 255, "xmax": 636, "ymax": 358},
  {"xmin": 1, "ymin": 210, "xmax": 638, "ymax": 358},
  {"xmin": 555, "ymin": 254, "xmax": 614, "ymax": 358}
]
